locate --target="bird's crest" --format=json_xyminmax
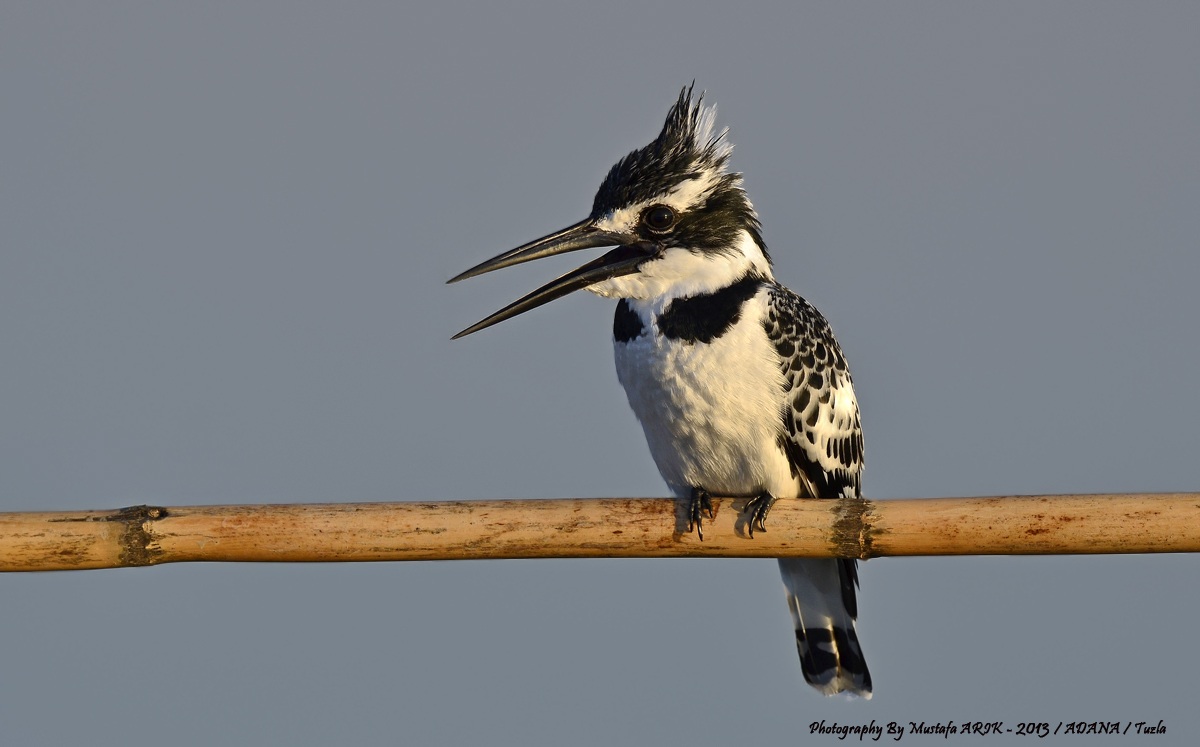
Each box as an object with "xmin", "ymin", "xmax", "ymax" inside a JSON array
[{"xmin": 591, "ymin": 85, "xmax": 735, "ymax": 216}]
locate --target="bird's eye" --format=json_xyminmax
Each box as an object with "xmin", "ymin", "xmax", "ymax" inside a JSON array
[{"xmin": 642, "ymin": 205, "xmax": 677, "ymax": 232}]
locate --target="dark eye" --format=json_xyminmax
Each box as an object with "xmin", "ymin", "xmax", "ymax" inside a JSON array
[{"xmin": 642, "ymin": 205, "xmax": 676, "ymax": 232}]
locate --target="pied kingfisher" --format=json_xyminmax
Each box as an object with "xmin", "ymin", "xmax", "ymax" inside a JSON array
[{"xmin": 450, "ymin": 86, "xmax": 871, "ymax": 698}]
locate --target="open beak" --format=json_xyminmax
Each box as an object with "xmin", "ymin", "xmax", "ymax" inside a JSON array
[{"xmin": 448, "ymin": 218, "xmax": 653, "ymax": 339}]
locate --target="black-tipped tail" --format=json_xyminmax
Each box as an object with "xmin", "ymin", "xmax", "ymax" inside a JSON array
[
  {"xmin": 779, "ymin": 558, "xmax": 872, "ymax": 698},
  {"xmin": 794, "ymin": 624, "xmax": 872, "ymax": 697}
]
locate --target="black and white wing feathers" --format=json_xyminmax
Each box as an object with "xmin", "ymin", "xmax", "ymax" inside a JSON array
[
  {"xmin": 764, "ymin": 284, "xmax": 864, "ymax": 502},
  {"xmin": 763, "ymin": 282, "xmax": 872, "ymax": 698}
]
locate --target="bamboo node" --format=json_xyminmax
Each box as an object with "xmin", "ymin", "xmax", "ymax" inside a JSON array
[
  {"xmin": 833, "ymin": 497, "xmax": 874, "ymax": 560},
  {"xmin": 111, "ymin": 504, "xmax": 167, "ymax": 567}
]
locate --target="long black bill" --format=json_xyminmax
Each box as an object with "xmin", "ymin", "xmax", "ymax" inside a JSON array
[
  {"xmin": 451, "ymin": 244, "xmax": 654, "ymax": 339},
  {"xmin": 447, "ymin": 218, "xmax": 626, "ymax": 284}
]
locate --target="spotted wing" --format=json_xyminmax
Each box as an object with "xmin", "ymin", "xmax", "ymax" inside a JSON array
[
  {"xmin": 763, "ymin": 283, "xmax": 864, "ymax": 502},
  {"xmin": 763, "ymin": 282, "xmax": 871, "ymax": 697}
]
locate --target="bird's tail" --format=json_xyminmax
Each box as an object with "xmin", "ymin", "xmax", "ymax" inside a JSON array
[{"xmin": 777, "ymin": 558, "xmax": 872, "ymax": 698}]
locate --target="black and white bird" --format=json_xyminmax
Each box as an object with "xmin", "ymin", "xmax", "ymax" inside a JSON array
[{"xmin": 449, "ymin": 86, "xmax": 871, "ymax": 698}]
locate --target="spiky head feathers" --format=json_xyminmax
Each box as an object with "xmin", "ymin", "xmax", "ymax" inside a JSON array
[
  {"xmin": 589, "ymin": 86, "xmax": 767, "ymax": 262},
  {"xmin": 591, "ymin": 86, "xmax": 736, "ymax": 214}
]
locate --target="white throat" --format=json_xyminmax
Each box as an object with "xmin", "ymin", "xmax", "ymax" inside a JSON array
[{"xmin": 586, "ymin": 229, "xmax": 772, "ymax": 302}]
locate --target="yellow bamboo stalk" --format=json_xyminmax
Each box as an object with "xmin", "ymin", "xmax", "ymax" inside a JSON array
[{"xmin": 1, "ymin": 494, "xmax": 1197, "ymax": 572}]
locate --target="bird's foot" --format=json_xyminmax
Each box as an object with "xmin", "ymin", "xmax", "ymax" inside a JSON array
[
  {"xmin": 687, "ymin": 488, "xmax": 714, "ymax": 540},
  {"xmin": 745, "ymin": 492, "xmax": 777, "ymax": 537}
]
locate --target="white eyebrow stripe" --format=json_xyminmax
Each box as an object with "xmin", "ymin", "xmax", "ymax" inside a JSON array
[
  {"xmin": 660, "ymin": 169, "xmax": 721, "ymax": 212},
  {"xmin": 591, "ymin": 168, "xmax": 723, "ymax": 235}
]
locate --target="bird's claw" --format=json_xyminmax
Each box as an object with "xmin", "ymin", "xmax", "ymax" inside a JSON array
[
  {"xmin": 687, "ymin": 488, "xmax": 714, "ymax": 540},
  {"xmin": 745, "ymin": 492, "xmax": 776, "ymax": 538}
]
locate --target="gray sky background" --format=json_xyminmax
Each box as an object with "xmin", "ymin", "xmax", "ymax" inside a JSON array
[{"xmin": 2, "ymin": 3, "xmax": 1198, "ymax": 745}]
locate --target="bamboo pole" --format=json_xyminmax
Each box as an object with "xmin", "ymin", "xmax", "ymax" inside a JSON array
[{"xmin": 0, "ymin": 494, "xmax": 1197, "ymax": 572}]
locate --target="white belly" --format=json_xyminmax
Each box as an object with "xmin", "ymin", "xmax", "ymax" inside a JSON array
[{"xmin": 614, "ymin": 294, "xmax": 801, "ymax": 500}]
